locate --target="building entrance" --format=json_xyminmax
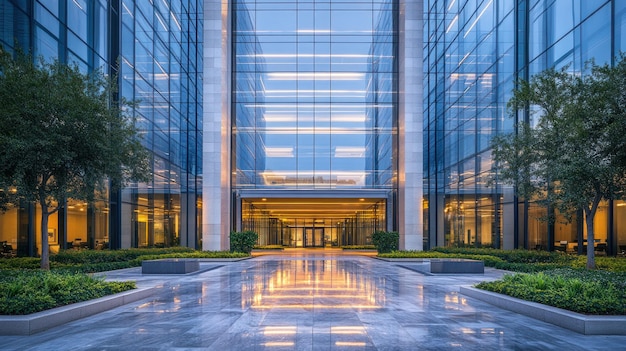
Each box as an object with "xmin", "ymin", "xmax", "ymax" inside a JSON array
[
  {"xmin": 239, "ymin": 197, "xmax": 387, "ymax": 248},
  {"xmin": 304, "ymin": 228, "xmax": 324, "ymax": 247}
]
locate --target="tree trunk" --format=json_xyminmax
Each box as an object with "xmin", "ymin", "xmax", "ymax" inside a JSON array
[
  {"xmin": 585, "ymin": 209, "xmax": 596, "ymax": 270},
  {"xmin": 40, "ymin": 202, "xmax": 50, "ymax": 270}
]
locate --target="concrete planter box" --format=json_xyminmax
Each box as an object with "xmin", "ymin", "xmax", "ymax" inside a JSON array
[
  {"xmin": 430, "ymin": 259, "xmax": 484, "ymax": 273},
  {"xmin": 460, "ymin": 286, "xmax": 626, "ymax": 335},
  {"xmin": 142, "ymin": 259, "xmax": 200, "ymax": 274},
  {"xmin": 0, "ymin": 287, "xmax": 155, "ymax": 335}
]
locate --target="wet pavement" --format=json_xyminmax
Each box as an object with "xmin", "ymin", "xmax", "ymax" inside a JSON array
[{"xmin": 2, "ymin": 250, "xmax": 625, "ymax": 350}]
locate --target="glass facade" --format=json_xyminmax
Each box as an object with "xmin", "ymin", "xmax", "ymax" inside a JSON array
[
  {"xmin": 0, "ymin": 0, "xmax": 202, "ymax": 255},
  {"xmin": 424, "ymin": 0, "xmax": 626, "ymax": 254},
  {"xmin": 231, "ymin": 0, "xmax": 398, "ymax": 246}
]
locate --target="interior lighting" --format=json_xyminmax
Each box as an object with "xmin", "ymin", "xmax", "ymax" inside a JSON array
[
  {"xmin": 296, "ymin": 29, "xmax": 332, "ymax": 34},
  {"xmin": 335, "ymin": 147, "xmax": 366, "ymax": 158},
  {"xmin": 463, "ymin": 0, "xmax": 493, "ymax": 38},
  {"xmin": 267, "ymin": 72, "xmax": 365, "ymax": 81},
  {"xmin": 265, "ymin": 147, "xmax": 294, "ymax": 157},
  {"xmin": 244, "ymin": 54, "xmax": 377, "ymax": 58},
  {"xmin": 446, "ymin": 14, "xmax": 458, "ymax": 33}
]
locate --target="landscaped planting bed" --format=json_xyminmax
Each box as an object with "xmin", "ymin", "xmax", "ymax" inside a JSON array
[
  {"xmin": 475, "ymin": 269, "xmax": 626, "ymax": 315},
  {"xmin": 0, "ymin": 270, "xmax": 135, "ymax": 315},
  {"xmin": 0, "ymin": 248, "xmax": 249, "ymax": 273},
  {"xmin": 0, "ymin": 248, "xmax": 250, "ymax": 315},
  {"xmin": 381, "ymin": 247, "xmax": 626, "ymax": 315}
]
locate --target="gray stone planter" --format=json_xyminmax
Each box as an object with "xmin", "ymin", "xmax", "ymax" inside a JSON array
[
  {"xmin": 0, "ymin": 287, "xmax": 155, "ymax": 335},
  {"xmin": 460, "ymin": 286, "xmax": 626, "ymax": 335}
]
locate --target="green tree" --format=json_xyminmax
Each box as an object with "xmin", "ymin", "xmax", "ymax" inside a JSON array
[
  {"xmin": 0, "ymin": 49, "xmax": 150, "ymax": 269},
  {"xmin": 492, "ymin": 56, "xmax": 626, "ymax": 269}
]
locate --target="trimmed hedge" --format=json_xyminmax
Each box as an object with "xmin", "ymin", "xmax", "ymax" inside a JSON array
[
  {"xmin": 341, "ymin": 245, "xmax": 377, "ymax": 250},
  {"xmin": 230, "ymin": 231, "xmax": 258, "ymax": 254},
  {"xmin": 0, "ymin": 249, "xmax": 249, "ymax": 273},
  {"xmin": 0, "ymin": 271, "xmax": 135, "ymax": 315},
  {"xmin": 371, "ymin": 231, "xmax": 399, "ymax": 253},
  {"xmin": 380, "ymin": 247, "xmax": 626, "ymax": 273}
]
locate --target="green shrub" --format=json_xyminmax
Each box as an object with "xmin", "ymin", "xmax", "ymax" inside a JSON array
[
  {"xmin": 476, "ymin": 269, "xmax": 626, "ymax": 315},
  {"xmin": 341, "ymin": 245, "xmax": 377, "ymax": 250},
  {"xmin": 230, "ymin": 231, "xmax": 258, "ymax": 254},
  {"xmin": 0, "ymin": 271, "xmax": 135, "ymax": 315},
  {"xmin": 0, "ymin": 257, "xmax": 41, "ymax": 270},
  {"xmin": 371, "ymin": 231, "xmax": 399, "ymax": 253},
  {"xmin": 253, "ymin": 245, "xmax": 285, "ymax": 250}
]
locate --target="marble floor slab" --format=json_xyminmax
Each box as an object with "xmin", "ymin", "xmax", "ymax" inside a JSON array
[{"xmin": 2, "ymin": 251, "xmax": 625, "ymax": 350}]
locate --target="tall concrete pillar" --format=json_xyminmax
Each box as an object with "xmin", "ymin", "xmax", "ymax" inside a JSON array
[
  {"xmin": 398, "ymin": 0, "xmax": 424, "ymax": 250},
  {"xmin": 202, "ymin": 0, "xmax": 231, "ymax": 251}
]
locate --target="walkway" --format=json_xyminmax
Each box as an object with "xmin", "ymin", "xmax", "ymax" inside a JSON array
[{"xmin": 2, "ymin": 251, "xmax": 625, "ymax": 350}]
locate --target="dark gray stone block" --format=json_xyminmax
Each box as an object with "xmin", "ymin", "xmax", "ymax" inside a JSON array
[
  {"xmin": 142, "ymin": 259, "xmax": 200, "ymax": 274},
  {"xmin": 430, "ymin": 259, "xmax": 484, "ymax": 273}
]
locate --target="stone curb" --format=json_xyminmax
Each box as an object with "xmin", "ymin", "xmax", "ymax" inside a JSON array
[
  {"xmin": 460, "ymin": 286, "xmax": 626, "ymax": 335},
  {"xmin": 0, "ymin": 287, "xmax": 155, "ymax": 335}
]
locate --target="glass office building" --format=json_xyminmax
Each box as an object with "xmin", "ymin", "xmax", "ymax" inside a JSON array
[
  {"xmin": 424, "ymin": 0, "xmax": 626, "ymax": 254},
  {"xmin": 203, "ymin": 0, "xmax": 423, "ymax": 250},
  {"xmin": 5, "ymin": 0, "xmax": 622, "ymax": 256},
  {"xmin": 0, "ymin": 0, "xmax": 203, "ymax": 256}
]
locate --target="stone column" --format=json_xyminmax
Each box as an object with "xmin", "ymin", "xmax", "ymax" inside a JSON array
[
  {"xmin": 202, "ymin": 0, "xmax": 231, "ymax": 251},
  {"xmin": 397, "ymin": 0, "xmax": 424, "ymax": 250}
]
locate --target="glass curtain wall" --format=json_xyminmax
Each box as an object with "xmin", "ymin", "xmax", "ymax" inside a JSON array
[
  {"xmin": 424, "ymin": 0, "xmax": 625, "ymax": 253},
  {"xmin": 425, "ymin": 0, "xmax": 513, "ymax": 249},
  {"xmin": 0, "ymin": 1, "xmax": 202, "ymax": 255},
  {"xmin": 232, "ymin": 0, "xmax": 397, "ymax": 190},
  {"xmin": 119, "ymin": 0, "xmax": 203, "ymax": 249},
  {"xmin": 233, "ymin": 0, "xmax": 397, "ymax": 246}
]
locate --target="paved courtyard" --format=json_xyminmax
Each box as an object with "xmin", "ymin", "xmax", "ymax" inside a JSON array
[{"xmin": 2, "ymin": 250, "xmax": 625, "ymax": 350}]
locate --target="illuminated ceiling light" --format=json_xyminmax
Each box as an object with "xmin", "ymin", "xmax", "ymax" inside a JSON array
[
  {"xmin": 260, "ymin": 128, "xmax": 368, "ymax": 135},
  {"xmin": 263, "ymin": 114, "xmax": 366, "ymax": 123},
  {"xmin": 267, "ymin": 72, "xmax": 365, "ymax": 81},
  {"xmin": 263, "ymin": 114, "xmax": 297, "ymax": 122},
  {"xmin": 245, "ymin": 103, "xmax": 391, "ymax": 109},
  {"xmin": 265, "ymin": 147, "xmax": 294, "ymax": 157},
  {"xmin": 463, "ymin": 0, "xmax": 493, "ymax": 38},
  {"xmin": 335, "ymin": 147, "xmax": 366, "ymax": 158},
  {"xmin": 446, "ymin": 14, "xmax": 458, "ymax": 33},
  {"xmin": 264, "ymin": 89, "xmax": 366, "ymax": 95},
  {"xmin": 297, "ymin": 29, "xmax": 332, "ymax": 34}
]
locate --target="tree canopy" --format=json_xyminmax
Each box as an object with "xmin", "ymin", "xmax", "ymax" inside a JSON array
[
  {"xmin": 491, "ymin": 55, "xmax": 626, "ymax": 269},
  {"xmin": 0, "ymin": 48, "xmax": 150, "ymax": 269}
]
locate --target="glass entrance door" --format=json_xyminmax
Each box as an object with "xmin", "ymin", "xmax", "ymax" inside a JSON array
[{"xmin": 304, "ymin": 228, "xmax": 324, "ymax": 247}]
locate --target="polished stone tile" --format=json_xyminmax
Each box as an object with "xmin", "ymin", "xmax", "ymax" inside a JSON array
[{"xmin": 1, "ymin": 253, "xmax": 625, "ymax": 350}]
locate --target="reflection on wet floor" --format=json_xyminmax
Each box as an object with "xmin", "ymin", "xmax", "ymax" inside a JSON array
[
  {"xmin": 237, "ymin": 259, "xmax": 384, "ymax": 349},
  {"xmin": 242, "ymin": 259, "xmax": 385, "ymax": 311},
  {"xmin": 4, "ymin": 254, "xmax": 626, "ymax": 350}
]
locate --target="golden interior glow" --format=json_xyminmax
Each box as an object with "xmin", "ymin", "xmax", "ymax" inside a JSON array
[
  {"xmin": 242, "ymin": 260, "xmax": 384, "ymax": 310},
  {"xmin": 263, "ymin": 342, "xmax": 295, "ymax": 347},
  {"xmin": 335, "ymin": 342, "xmax": 367, "ymax": 347}
]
